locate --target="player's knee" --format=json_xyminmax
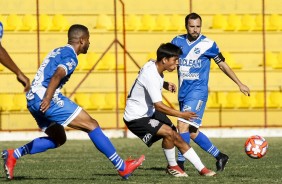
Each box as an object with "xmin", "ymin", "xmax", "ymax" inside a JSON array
[
  {"xmin": 165, "ymin": 128, "xmax": 177, "ymax": 141},
  {"xmin": 177, "ymin": 120, "xmax": 189, "ymax": 133},
  {"xmin": 189, "ymin": 125, "xmax": 198, "ymax": 133},
  {"xmin": 45, "ymin": 123, "xmax": 67, "ymax": 147},
  {"xmin": 56, "ymin": 132, "xmax": 67, "ymax": 146},
  {"xmin": 88, "ymin": 118, "xmax": 99, "ymax": 131},
  {"xmin": 189, "ymin": 125, "xmax": 199, "ymax": 139}
]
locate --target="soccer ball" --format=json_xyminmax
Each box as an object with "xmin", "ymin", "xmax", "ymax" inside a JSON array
[{"xmin": 245, "ymin": 135, "xmax": 268, "ymax": 159}]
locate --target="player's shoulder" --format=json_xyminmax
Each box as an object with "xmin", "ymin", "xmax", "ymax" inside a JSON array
[
  {"xmin": 172, "ymin": 34, "xmax": 186, "ymax": 40},
  {"xmin": 200, "ymin": 35, "xmax": 216, "ymax": 44},
  {"xmin": 142, "ymin": 60, "xmax": 155, "ymax": 71},
  {"xmin": 60, "ymin": 45, "xmax": 77, "ymax": 58},
  {"xmin": 139, "ymin": 61, "xmax": 156, "ymax": 76}
]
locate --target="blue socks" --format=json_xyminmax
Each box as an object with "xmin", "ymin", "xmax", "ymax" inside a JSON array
[
  {"xmin": 13, "ymin": 127, "xmax": 125, "ymax": 171},
  {"xmin": 14, "ymin": 137, "xmax": 57, "ymax": 159},
  {"xmin": 177, "ymin": 132, "xmax": 190, "ymax": 162},
  {"xmin": 177, "ymin": 131, "xmax": 220, "ymax": 163},
  {"xmin": 193, "ymin": 131, "xmax": 220, "ymax": 157},
  {"xmin": 88, "ymin": 127, "xmax": 125, "ymax": 171}
]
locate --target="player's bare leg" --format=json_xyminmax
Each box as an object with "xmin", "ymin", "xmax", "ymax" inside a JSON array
[{"xmin": 157, "ymin": 125, "xmax": 188, "ymax": 177}]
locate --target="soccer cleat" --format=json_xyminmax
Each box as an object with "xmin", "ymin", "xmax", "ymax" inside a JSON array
[
  {"xmin": 166, "ymin": 165, "xmax": 188, "ymax": 177},
  {"xmin": 216, "ymin": 153, "xmax": 229, "ymax": 171},
  {"xmin": 177, "ymin": 160, "xmax": 185, "ymax": 171},
  {"xmin": 199, "ymin": 167, "xmax": 216, "ymax": 176},
  {"xmin": 118, "ymin": 155, "xmax": 145, "ymax": 179},
  {"xmin": 2, "ymin": 149, "xmax": 17, "ymax": 180}
]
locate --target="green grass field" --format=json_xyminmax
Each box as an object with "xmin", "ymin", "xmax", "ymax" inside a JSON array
[{"xmin": 1, "ymin": 137, "xmax": 282, "ymax": 184}]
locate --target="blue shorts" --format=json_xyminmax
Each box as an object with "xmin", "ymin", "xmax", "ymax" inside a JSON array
[
  {"xmin": 178, "ymin": 99, "xmax": 206, "ymax": 128},
  {"xmin": 27, "ymin": 93, "xmax": 82, "ymax": 131}
]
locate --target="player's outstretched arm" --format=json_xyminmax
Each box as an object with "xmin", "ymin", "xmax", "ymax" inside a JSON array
[
  {"xmin": 154, "ymin": 101, "xmax": 197, "ymax": 121},
  {"xmin": 218, "ymin": 61, "xmax": 250, "ymax": 96},
  {"xmin": 0, "ymin": 43, "xmax": 31, "ymax": 92}
]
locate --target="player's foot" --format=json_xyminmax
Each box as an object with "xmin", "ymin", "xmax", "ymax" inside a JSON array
[
  {"xmin": 118, "ymin": 155, "xmax": 145, "ymax": 179},
  {"xmin": 2, "ymin": 149, "xmax": 17, "ymax": 180},
  {"xmin": 177, "ymin": 160, "xmax": 185, "ymax": 171},
  {"xmin": 166, "ymin": 165, "xmax": 188, "ymax": 177},
  {"xmin": 216, "ymin": 153, "xmax": 229, "ymax": 171},
  {"xmin": 199, "ymin": 167, "xmax": 216, "ymax": 176}
]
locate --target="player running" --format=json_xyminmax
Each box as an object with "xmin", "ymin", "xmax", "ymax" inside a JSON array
[{"xmin": 2, "ymin": 24, "xmax": 144, "ymax": 180}]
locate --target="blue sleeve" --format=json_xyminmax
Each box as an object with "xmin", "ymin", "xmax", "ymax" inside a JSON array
[
  {"xmin": 205, "ymin": 42, "xmax": 225, "ymax": 63},
  {"xmin": 58, "ymin": 50, "xmax": 77, "ymax": 75},
  {"xmin": 205, "ymin": 42, "xmax": 220, "ymax": 59}
]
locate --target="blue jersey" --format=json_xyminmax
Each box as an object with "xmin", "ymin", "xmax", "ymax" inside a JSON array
[
  {"xmin": 26, "ymin": 44, "xmax": 80, "ymax": 130},
  {"xmin": 27, "ymin": 44, "xmax": 78, "ymax": 101},
  {"xmin": 0, "ymin": 22, "xmax": 3, "ymax": 41},
  {"xmin": 171, "ymin": 34, "xmax": 223, "ymax": 102}
]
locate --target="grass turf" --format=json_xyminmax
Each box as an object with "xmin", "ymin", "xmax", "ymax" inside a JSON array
[{"xmin": 1, "ymin": 137, "xmax": 282, "ymax": 183}]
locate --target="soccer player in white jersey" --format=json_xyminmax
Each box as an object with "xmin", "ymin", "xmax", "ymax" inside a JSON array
[
  {"xmin": 0, "ymin": 22, "xmax": 30, "ymax": 92},
  {"xmin": 1, "ymin": 24, "xmax": 144, "ymax": 180},
  {"xmin": 171, "ymin": 13, "xmax": 250, "ymax": 171},
  {"xmin": 124, "ymin": 43, "xmax": 216, "ymax": 177}
]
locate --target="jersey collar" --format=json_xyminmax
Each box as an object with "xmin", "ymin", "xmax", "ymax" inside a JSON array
[
  {"xmin": 66, "ymin": 44, "xmax": 77, "ymax": 57},
  {"xmin": 186, "ymin": 34, "xmax": 202, "ymax": 46}
]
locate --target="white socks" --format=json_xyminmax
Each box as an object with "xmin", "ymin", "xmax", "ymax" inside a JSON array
[
  {"xmin": 183, "ymin": 147, "xmax": 205, "ymax": 171},
  {"xmin": 163, "ymin": 147, "xmax": 178, "ymax": 166}
]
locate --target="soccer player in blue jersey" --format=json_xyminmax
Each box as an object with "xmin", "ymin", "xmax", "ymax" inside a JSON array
[
  {"xmin": 171, "ymin": 13, "xmax": 250, "ymax": 171},
  {"xmin": 0, "ymin": 22, "xmax": 30, "ymax": 92},
  {"xmin": 1, "ymin": 24, "xmax": 144, "ymax": 180}
]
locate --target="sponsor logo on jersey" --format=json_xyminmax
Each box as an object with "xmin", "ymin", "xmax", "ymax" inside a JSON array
[
  {"xmin": 181, "ymin": 72, "xmax": 199, "ymax": 80},
  {"xmin": 142, "ymin": 133, "xmax": 152, "ymax": 144},
  {"xmin": 179, "ymin": 58, "xmax": 201, "ymax": 68},
  {"xmin": 179, "ymin": 58, "xmax": 200, "ymax": 80},
  {"xmin": 148, "ymin": 119, "xmax": 160, "ymax": 128}
]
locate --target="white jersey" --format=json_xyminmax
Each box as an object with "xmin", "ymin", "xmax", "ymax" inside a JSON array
[{"xmin": 124, "ymin": 60, "xmax": 163, "ymax": 121}]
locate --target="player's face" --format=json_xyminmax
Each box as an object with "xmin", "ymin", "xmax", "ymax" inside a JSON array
[
  {"xmin": 186, "ymin": 18, "xmax": 201, "ymax": 41},
  {"xmin": 81, "ymin": 34, "xmax": 90, "ymax": 54},
  {"xmin": 165, "ymin": 56, "xmax": 179, "ymax": 72}
]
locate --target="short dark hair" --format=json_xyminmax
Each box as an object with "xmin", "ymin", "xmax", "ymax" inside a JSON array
[
  {"xmin": 68, "ymin": 24, "xmax": 89, "ymax": 41},
  {"xmin": 156, "ymin": 43, "xmax": 182, "ymax": 61},
  {"xmin": 185, "ymin": 12, "xmax": 202, "ymax": 28}
]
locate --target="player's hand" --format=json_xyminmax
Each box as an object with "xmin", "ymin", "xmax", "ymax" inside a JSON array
[
  {"xmin": 40, "ymin": 98, "xmax": 51, "ymax": 113},
  {"xmin": 17, "ymin": 72, "xmax": 31, "ymax": 92},
  {"xmin": 182, "ymin": 111, "xmax": 198, "ymax": 121},
  {"xmin": 239, "ymin": 84, "xmax": 250, "ymax": 96},
  {"xmin": 163, "ymin": 81, "xmax": 177, "ymax": 93}
]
